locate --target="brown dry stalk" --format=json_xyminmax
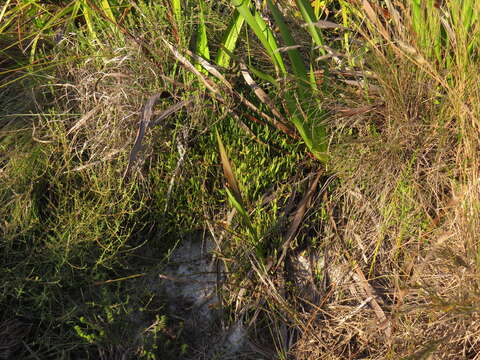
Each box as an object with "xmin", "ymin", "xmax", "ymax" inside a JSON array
[
  {"xmin": 123, "ymin": 93, "xmax": 162, "ymax": 179},
  {"xmin": 274, "ymin": 170, "xmax": 323, "ymax": 271},
  {"xmin": 238, "ymin": 63, "xmax": 285, "ymax": 123},
  {"xmin": 164, "ymin": 37, "xmax": 306, "ymax": 144},
  {"xmin": 353, "ymin": 265, "xmax": 392, "ymax": 343}
]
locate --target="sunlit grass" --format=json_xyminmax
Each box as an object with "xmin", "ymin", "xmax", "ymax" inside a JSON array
[{"xmin": 2, "ymin": 0, "xmax": 480, "ymax": 358}]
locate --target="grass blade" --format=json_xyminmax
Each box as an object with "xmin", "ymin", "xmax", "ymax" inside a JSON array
[
  {"xmin": 216, "ymin": 10, "xmax": 245, "ymax": 68},
  {"xmin": 216, "ymin": 130, "xmax": 257, "ymax": 242},
  {"xmin": 267, "ymin": 0, "xmax": 328, "ymax": 162},
  {"xmin": 267, "ymin": 0, "xmax": 308, "ymax": 83},
  {"xmin": 0, "ymin": 0, "xmax": 12, "ymax": 26},
  {"xmin": 296, "ymin": 0, "xmax": 326, "ymax": 53},
  {"xmin": 196, "ymin": 1, "xmax": 210, "ymax": 61},
  {"xmin": 216, "ymin": 129, "xmax": 243, "ymax": 205},
  {"xmin": 217, "ymin": 44, "xmax": 279, "ymax": 85},
  {"xmin": 123, "ymin": 93, "xmax": 162, "ymax": 179},
  {"xmin": 172, "ymin": 0, "xmax": 181, "ymax": 22},
  {"xmin": 81, "ymin": 0, "xmax": 95, "ymax": 37},
  {"xmin": 231, "ymin": 0, "xmax": 286, "ymax": 73},
  {"xmin": 411, "ymin": 0, "xmax": 422, "ymax": 40},
  {"xmin": 99, "ymin": 0, "xmax": 115, "ymax": 22}
]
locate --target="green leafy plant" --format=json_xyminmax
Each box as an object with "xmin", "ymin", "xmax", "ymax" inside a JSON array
[
  {"xmin": 228, "ymin": 0, "xmax": 329, "ymax": 161},
  {"xmin": 178, "ymin": 0, "xmax": 331, "ymax": 163}
]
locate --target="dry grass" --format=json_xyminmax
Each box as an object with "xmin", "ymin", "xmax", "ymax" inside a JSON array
[
  {"xmin": 295, "ymin": 63, "xmax": 480, "ymax": 359},
  {"xmin": 210, "ymin": 2, "xmax": 480, "ymax": 359}
]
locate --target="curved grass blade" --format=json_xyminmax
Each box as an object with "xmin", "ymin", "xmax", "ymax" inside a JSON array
[
  {"xmin": 216, "ymin": 130, "xmax": 258, "ymax": 242},
  {"xmin": 231, "ymin": 0, "xmax": 286, "ymax": 74},
  {"xmin": 267, "ymin": 0, "xmax": 308, "ymax": 84},
  {"xmin": 216, "ymin": 10, "xmax": 244, "ymax": 68},
  {"xmin": 296, "ymin": 0, "xmax": 326, "ymax": 54}
]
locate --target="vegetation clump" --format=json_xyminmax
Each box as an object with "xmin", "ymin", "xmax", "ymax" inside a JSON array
[{"xmin": 1, "ymin": 0, "xmax": 480, "ymax": 358}]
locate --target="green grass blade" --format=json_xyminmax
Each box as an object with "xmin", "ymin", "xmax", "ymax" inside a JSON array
[
  {"xmin": 309, "ymin": 64, "xmax": 318, "ymax": 91},
  {"xmin": 216, "ymin": 43, "xmax": 279, "ymax": 85},
  {"xmin": 267, "ymin": 0, "xmax": 308, "ymax": 83},
  {"xmin": 0, "ymin": 0, "xmax": 17, "ymax": 34},
  {"xmin": 247, "ymin": 63, "xmax": 279, "ymax": 87},
  {"xmin": 70, "ymin": 1, "xmax": 82, "ymax": 32},
  {"xmin": 216, "ymin": 11, "xmax": 244, "ymax": 68},
  {"xmin": 99, "ymin": 0, "xmax": 115, "ymax": 22},
  {"xmin": 288, "ymin": 106, "xmax": 328, "ymax": 162},
  {"xmin": 172, "ymin": 0, "xmax": 181, "ymax": 22},
  {"xmin": 27, "ymin": 4, "xmax": 79, "ymax": 62},
  {"xmin": 461, "ymin": 0, "xmax": 474, "ymax": 31},
  {"xmin": 411, "ymin": 0, "xmax": 423, "ymax": 40},
  {"xmin": 196, "ymin": 2, "xmax": 210, "ymax": 62},
  {"xmin": 295, "ymin": 0, "xmax": 326, "ymax": 53},
  {"xmin": 0, "ymin": 0, "xmax": 13, "ymax": 26},
  {"xmin": 216, "ymin": 130, "xmax": 258, "ymax": 242},
  {"xmin": 231, "ymin": 0, "xmax": 286, "ymax": 73},
  {"xmin": 267, "ymin": 0, "xmax": 327, "ymax": 162},
  {"xmin": 216, "ymin": 129, "xmax": 243, "ymax": 206},
  {"xmin": 81, "ymin": 0, "xmax": 95, "ymax": 37},
  {"xmin": 252, "ymin": 10, "xmax": 286, "ymax": 73}
]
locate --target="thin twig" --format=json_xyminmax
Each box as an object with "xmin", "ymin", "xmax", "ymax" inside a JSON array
[{"xmin": 123, "ymin": 93, "xmax": 162, "ymax": 179}]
